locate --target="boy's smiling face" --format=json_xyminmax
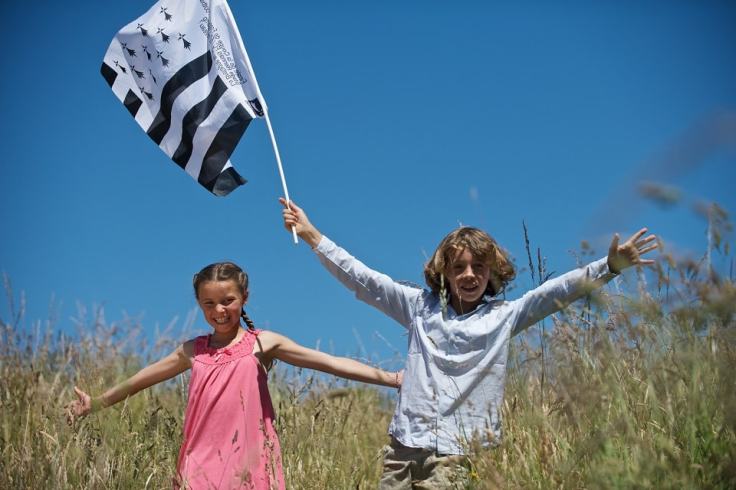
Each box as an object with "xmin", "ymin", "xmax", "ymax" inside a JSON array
[{"xmin": 445, "ymin": 248, "xmax": 491, "ymax": 314}]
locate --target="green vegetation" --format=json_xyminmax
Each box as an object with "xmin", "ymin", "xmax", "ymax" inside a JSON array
[{"xmin": 1, "ymin": 230, "xmax": 734, "ymax": 488}]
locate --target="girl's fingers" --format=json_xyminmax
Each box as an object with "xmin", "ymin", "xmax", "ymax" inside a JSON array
[{"xmin": 637, "ymin": 259, "xmax": 655, "ymax": 266}]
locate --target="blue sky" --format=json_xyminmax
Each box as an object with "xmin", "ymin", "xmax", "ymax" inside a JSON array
[{"xmin": 1, "ymin": 1, "xmax": 734, "ymax": 365}]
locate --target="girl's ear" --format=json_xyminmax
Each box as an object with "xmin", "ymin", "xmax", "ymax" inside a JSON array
[{"xmin": 242, "ymin": 290, "xmax": 249, "ymax": 304}]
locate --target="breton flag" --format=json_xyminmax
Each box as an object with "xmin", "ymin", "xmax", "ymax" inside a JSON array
[{"xmin": 101, "ymin": 0, "xmax": 266, "ymax": 196}]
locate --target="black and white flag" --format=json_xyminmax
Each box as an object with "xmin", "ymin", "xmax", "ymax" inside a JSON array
[{"xmin": 101, "ymin": 0, "xmax": 266, "ymax": 196}]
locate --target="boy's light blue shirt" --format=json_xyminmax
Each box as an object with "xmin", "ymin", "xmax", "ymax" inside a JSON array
[{"xmin": 315, "ymin": 236, "xmax": 617, "ymax": 455}]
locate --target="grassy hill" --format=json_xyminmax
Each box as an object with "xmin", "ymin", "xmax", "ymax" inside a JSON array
[{"xmin": 1, "ymin": 245, "xmax": 734, "ymax": 488}]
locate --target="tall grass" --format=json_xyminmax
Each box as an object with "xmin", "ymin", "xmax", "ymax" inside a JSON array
[{"xmin": 1, "ymin": 226, "xmax": 734, "ymax": 488}]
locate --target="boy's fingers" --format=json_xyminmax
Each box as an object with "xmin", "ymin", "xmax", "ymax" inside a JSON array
[
  {"xmin": 609, "ymin": 233, "xmax": 620, "ymax": 255},
  {"xmin": 635, "ymin": 235, "xmax": 657, "ymax": 247},
  {"xmin": 628, "ymin": 227, "xmax": 648, "ymax": 243},
  {"xmin": 279, "ymin": 197, "xmax": 301, "ymax": 213},
  {"xmin": 639, "ymin": 245, "xmax": 658, "ymax": 255}
]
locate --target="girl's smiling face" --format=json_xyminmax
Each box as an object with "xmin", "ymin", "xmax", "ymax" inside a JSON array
[
  {"xmin": 196, "ymin": 280, "xmax": 248, "ymax": 334},
  {"xmin": 445, "ymin": 248, "xmax": 491, "ymax": 314}
]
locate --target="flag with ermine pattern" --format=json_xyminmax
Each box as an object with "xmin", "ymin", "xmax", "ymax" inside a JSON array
[{"xmin": 101, "ymin": 0, "xmax": 266, "ymax": 196}]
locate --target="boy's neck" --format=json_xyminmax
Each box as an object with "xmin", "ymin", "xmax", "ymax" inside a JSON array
[{"xmin": 450, "ymin": 297, "xmax": 483, "ymax": 315}]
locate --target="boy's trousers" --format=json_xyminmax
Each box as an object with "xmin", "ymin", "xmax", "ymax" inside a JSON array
[{"xmin": 379, "ymin": 437, "xmax": 471, "ymax": 489}]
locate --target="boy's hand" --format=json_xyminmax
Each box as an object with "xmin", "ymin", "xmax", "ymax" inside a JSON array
[
  {"xmin": 280, "ymin": 198, "xmax": 323, "ymax": 248},
  {"xmin": 607, "ymin": 227, "xmax": 658, "ymax": 274},
  {"xmin": 65, "ymin": 386, "xmax": 92, "ymax": 425}
]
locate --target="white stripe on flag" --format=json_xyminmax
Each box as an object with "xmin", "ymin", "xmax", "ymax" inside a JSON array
[
  {"xmin": 183, "ymin": 88, "xmax": 242, "ymax": 179},
  {"xmin": 158, "ymin": 73, "xmax": 215, "ymax": 157},
  {"xmin": 101, "ymin": 0, "xmax": 267, "ymax": 196}
]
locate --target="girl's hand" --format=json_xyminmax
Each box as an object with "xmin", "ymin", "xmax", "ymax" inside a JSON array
[
  {"xmin": 66, "ymin": 386, "xmax": 92, "ymax": 425},
  {"xmin": 394, "ymin": 370, "xmax": 404, "ymax": 389},
  {"xmin": 607, "ymin": 227, "xmax": 658, "ymax": 274},
  {"xmin": 279, "ymin": 198, "xmax": 322, "ymax": 248}
]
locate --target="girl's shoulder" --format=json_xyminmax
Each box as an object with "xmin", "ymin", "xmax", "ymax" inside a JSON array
[{"xmin": 182, "ymin": 336, "xmax": 202, "ymax": 354}]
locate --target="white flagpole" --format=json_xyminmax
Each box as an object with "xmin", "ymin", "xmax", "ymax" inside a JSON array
[
  {"xmin": 221, "ymin": 0, "xmax": 297, "ymax": 242},
  {"xmin": 264, "ymin": 112, "xmax": 298, "ymax": 244}
]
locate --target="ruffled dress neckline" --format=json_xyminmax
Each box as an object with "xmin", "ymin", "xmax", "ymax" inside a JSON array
[{"xmin": 195, "ymin": 328, "xmax": 260, "ymax": 365}]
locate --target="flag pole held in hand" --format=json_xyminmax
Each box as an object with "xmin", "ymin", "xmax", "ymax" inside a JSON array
[{"xmin": 264, "ymin": 112, "xmax": 298, "ymax": 243}]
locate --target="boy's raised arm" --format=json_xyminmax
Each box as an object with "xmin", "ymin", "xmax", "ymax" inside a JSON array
[
  {"xmin": 280, "ymin": 198, "xmax": 421, "ymax": 329},
  {"xmin": 511, "ymin": 228, "xmax": 657, "ymax": 336}
]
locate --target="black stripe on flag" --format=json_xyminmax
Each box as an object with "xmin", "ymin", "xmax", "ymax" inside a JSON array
[
  {"xmin": 199, "ymin": 104, "xmax": 253, "ymax": 194},
  {"xmin": 171, "ymin": 76, "xmax": 229, "ymax": 169},
  {"xmin": 210, "ymin": 167, "xmax": 247, "ymax": 197},
  {"xmin": 147, "ymin": 51, "xmax": 213, "ymax": 144},
  {"xmin": 100, "ymin": 62, "xmax": 118, "ymax": 87},
  {"xmin": 123, "ymin": 90, "xmax": 143, "ymax": 117}
]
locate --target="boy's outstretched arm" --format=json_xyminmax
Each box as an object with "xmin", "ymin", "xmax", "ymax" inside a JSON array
[
  {"xmin": 66, "ymin": 342, "xmax": 193, "ymax": 424},
  {"xmin": 278, "ymin": 197, "xmax": 420, "ymax": 328},
  {"xmin": 511, "ymin": 228, "xmax": 658, "ymax": 336},
  {"xmin": 257, "ymin": 330, "xmax": 402, "ymax": 389},
  {"xmin": 280, "ymin": 198, "xmax": 322, "ymax": 248}
]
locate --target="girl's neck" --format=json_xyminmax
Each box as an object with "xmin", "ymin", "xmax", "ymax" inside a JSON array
[{"xmin": 209, "ymin": 326, "xmax": 245, "ymax": 349}]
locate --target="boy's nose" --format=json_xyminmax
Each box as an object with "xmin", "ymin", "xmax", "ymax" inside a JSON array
[{"xmin": 460, "ymin": 265, "xmax": 474, "ymax": 277}]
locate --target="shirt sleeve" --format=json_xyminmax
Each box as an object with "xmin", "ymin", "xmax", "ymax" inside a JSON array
[
  {"xmin": 509, "ymin": 257, "xmax": 617, "ymax": 337},
  {"xmin": 314, "ymin": 236, "xmax": 422, "ymax": 329}
]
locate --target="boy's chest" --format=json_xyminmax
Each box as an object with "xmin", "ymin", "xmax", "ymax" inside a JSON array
[{"xmin": 410, "ymin": 306, "xmax": 510, "ymax": 355}]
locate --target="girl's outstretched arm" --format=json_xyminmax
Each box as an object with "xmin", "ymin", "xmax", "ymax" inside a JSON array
[
  {"xmin": 66, "ymin": 342, "xmax": 194, "ymax": 423},
  {"xmin": 257, "ymin": 331, "xmax": 402, "ymax": 389}
]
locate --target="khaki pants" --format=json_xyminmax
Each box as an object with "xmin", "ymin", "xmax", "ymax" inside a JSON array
[{"xmin": 379, "ymin": 437, "xmax": 471, "ymax": 489}]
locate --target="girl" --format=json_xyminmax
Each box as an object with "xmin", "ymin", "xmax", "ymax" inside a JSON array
[
  {"xmin": 67, "ymin": 261, "xmax": 402, "ymax": 489},
  {"xmin": 280, "ymin": 197, "xmax": 657, "ymax": 488}
]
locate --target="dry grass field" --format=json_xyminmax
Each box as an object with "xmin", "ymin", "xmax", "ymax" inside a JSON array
[{"xmin": 1, "ymin": 228, "xmax": 734, "ymax": 488}]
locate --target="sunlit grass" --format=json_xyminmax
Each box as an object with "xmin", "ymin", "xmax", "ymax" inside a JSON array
[{"xmin": 1, "ymin": 224, "xmax": 734, "ymax": 488}]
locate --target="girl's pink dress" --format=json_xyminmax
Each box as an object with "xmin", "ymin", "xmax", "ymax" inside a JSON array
[{"xmin": 176, "ymin": 329, "xmax": 285, "ymax": 489}]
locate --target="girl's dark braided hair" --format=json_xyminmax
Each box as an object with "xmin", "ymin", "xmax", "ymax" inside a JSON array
[{"xmin": 193, "ymin": 262, "xmax": 256, "ymax": 331}]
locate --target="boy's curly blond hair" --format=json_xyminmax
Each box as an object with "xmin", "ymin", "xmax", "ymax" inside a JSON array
[{"xmin": 424, "ymin": 227, "xmax": 516, "ymax": 297}]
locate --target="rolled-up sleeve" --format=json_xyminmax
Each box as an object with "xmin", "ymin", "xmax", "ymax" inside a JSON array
[{"xmin": 315, "ymin": 236, "xmax": 422, "ymax": 329}]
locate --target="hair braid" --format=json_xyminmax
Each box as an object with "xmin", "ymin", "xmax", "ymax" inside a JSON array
[{"xmin": 241, "ymin": 308, "xmax": 256, "ymax": 331}]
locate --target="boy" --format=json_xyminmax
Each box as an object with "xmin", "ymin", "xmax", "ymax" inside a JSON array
[{"xmin": 280, "ymin": 198, "xmax": 657, "ymax": 488}]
